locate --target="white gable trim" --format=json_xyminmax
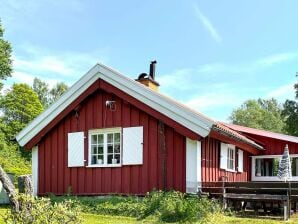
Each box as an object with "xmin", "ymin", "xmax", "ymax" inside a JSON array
[{"xmin": 16, "ymin": 63, "xmax": 214, "ymax": 147}]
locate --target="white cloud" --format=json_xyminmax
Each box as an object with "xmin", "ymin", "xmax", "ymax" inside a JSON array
[
  {"xmin": 266, "ymin": 83, "xmax": 295, "ymax": 99},
  {"xmin": 12, "ymin": 44, "xmax": 109, "ymax": 78},
  {"xmin": 2, "ymin": 44, "xmax": 109, "ymax": 90},
  {"xmin": 185, "ymin": 92, "xmax": 240, "ymax": 111},
  {"xmin": 257, "ymin": 53, "xmax": 298, "ymax": 66},
  {"xmin": 13, "ymin": 56, "xmax": 75, "ymax": 77},
  {"xmin": 159, "ymin": 68, "xmax": 194, "ymax": 90},
  {"xmin": 194, "ymin": 4, "xmax": 222, "ymax": 43}
]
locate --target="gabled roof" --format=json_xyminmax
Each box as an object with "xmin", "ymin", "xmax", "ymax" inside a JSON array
[
  {"xmin": 223, "ymin": 123, "xmax": 298, "ymax": 143},
  {"xmin": 16, "ymin": 63, "xmax": 216, "ymax": 147}
]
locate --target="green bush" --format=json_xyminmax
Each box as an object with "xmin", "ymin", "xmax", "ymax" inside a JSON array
[
  {"xmin": 4, "ymin": 194, "xmax": 82, "ymax": 224},
  {"xmin": 0, "ymin": 141, "xmax": 31, "ymax": 178},
  {"xmin": 50, "ymin": 190, "xmax": 223, "ymax": 223},
  {"xmin": 141, "ymin": 191, "xmax": 222, "ymax": 223}
]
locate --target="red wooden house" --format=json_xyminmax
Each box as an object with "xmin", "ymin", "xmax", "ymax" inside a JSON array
[{"xmin": 16, "ymin": 62, "xmax": 298, "ymax": 196}]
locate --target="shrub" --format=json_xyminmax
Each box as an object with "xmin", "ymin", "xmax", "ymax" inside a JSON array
[
  {"xmin": 141, "ymin": 191, "xmax": 222, "ymax": 223},
  {"xmin": 4, "ymin": 194, "xmax": 82, "ymax": 224},
  {"xmin": 50, "ymin": 190, "xmax": 223, "ymax": 223}
]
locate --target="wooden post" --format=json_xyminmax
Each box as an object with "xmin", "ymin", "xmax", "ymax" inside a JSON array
[
  {"xmin": 288, "ymin": 181, "xmax": 291, "ymax": 219},
  {"xmin": 284, "ymin": 200, "xmax": 288, "ymax": 221},
  {"xmin": 222, "ymin": 176, "xmax": 227, "ymax": 210}
]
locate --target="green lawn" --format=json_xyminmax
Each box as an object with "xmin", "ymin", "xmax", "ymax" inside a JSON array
[{"xmin": 1, "ymin": 207, "xmax": 298, "ymax": 223}]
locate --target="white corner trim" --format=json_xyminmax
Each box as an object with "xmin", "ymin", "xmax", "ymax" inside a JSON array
[
  {"xmin": 186, "ymin": 138, "xmax": 201, "ymax": 193},
  {"xmin": 32, "ymin": 146, "xmax": 38, "ymax": 196},
  {"xmin": 197, "ymin": 141, "xmax": 202, "ymax": 189},
  {"xmin": 16, "ymin": 63, "xmax": 215, "ymax": 147}
]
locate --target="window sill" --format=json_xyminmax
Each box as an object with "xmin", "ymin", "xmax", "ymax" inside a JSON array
[
  {"xmin": 224, "ymin": 168, "xmax": 237, "ymax": 173},
  {"xmin": 86, "ymin": 164, "xmax": 122, "ymax": 168}
]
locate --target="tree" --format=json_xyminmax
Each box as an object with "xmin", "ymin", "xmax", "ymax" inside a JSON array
[
  {"xmin": 282, "ymin": 100, "xmax": 298, "ymax": 136},
  {"xmin": 282, "ymin": 75, "xmax": 298, "ymax": 136},
  {"xmin": 0, "ymin": 20, "xmax": 12, "ymax": 90},
  {"xmin": 0, "ymin": 83, "xmax": 43, "ymax": 140},
  {"xmin": 32, "ymin": 79, "xmax": 68, "ymax": 108},
  {"xmin": 49, "ymin": 82, "xmax": 68, "ymax": 104},
  {"xmin": 229, "ymin": 98, "xmax": 285, "ymax": 133},
  {"xmin": 32, "ymin": 78, "xmax": 50, "ymax": 108}
]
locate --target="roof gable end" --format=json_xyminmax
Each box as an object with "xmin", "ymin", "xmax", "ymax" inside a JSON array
[{"xmin": 16, "ymin": 63, "xmax": 215, "ymax": 147}]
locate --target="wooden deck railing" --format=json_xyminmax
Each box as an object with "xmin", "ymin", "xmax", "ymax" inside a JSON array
[{"xmin": 201, "ymin": 181, "xmax": 298, "ymax": 220}]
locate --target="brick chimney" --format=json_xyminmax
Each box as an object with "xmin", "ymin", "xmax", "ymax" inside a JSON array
[{"xmin": 136, "ymin": 61, "xmax": 160, "ymax": 91}]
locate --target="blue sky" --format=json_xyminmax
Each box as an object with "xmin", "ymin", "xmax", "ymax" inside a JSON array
[{"xmin": 0, "ymin": 0, "xmax": 297, "ymax": 121}]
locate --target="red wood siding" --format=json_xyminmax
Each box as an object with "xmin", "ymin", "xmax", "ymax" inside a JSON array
[
  {"xmin": 38, "ymin": 88, "xmax": 186, "ymax": 195},
  {"xmin": 241, "ymin": 133, "xmax": 298, "ymax": 155},
  {"xmin": 201, "ymin": 137, "xmax": 251, "ymax": 182}
]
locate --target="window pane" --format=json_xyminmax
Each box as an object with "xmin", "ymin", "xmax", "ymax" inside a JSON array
[
  {"xmin": 115, "ymin": 154, "xmax": 120, "ymax": 164},
  {"xmin": 255, "ymin": 158, "xmax": 280, "ymax": 176},
  {"xmin": 92, "ymin": 155, "xmax": 97, "ymax": 165},
  {"xmin": 114, "ymin": 144, "xmax": 120, "ymax": 153},
  {"xmin": 114, "ymin": 133, "xmax": 120, "ymax": 143},
  {"xmin": 107, "ymin": 154, "xmax": 113, "ymax": 164},
  {"xmin": 91, "ymin": 135, "xmax": 97, "ymax": 144},
  {"xmin": 98, "ymin": 134, "xmax": 104, "ymax": 144},
  {"xmin": 98, "ymin": 145, "xmax": 103, "ymax": 154},
  {"xmin": 97, "ymin": 155, "xmax": 103, "ymax": 164},
  {"xmin": 107, "ymin": 144, "xmax": 113, "ymax": 153},
  {"xmin": 292, "ymin": 158, "xmax": 298, "ymax": 176},
  {"xmin": 92, "ymin": 146, "xmax": 97, "ymax": 155},
  {"xmin": 107, "ymin": 133, "xmax": 113, "ymax": 143}
]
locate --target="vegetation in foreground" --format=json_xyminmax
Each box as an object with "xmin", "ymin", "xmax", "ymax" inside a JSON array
[
  {"xmin": 51, "ymin": 190, "xmax": 223, "ymax": 223},
  {"xmin": 1, "ymin": 191, "xmax": 298, "ymax": 223}
]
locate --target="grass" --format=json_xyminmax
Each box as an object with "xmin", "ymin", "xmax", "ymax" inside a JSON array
[
  {"xmin": 224, "ymin": 214, "xmax": 298, "ymax": 223},
  {"xmin": 0, "ymin": 206, "xmax": 298, "ymax": 224}
]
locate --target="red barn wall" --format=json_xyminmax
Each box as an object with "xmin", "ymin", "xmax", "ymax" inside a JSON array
[
  {"xmin": 38, "ymin": 89, "xmax": 186, "ymax": 195},
  {"xmin": 242, "ymin": 133, "xmax": 298, "ymax": 155},
  {"xmin": 201, "ymin": 137, "xmax": 251, "ymax": 182}
]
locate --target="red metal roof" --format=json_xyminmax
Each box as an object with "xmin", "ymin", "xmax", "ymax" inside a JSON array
[{"xmin": 223, "ymin": 123, "xmax": 298, "ymax": 143}]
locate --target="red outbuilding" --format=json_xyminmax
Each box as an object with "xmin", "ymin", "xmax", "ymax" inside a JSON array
[{"xmin": 16, "ymin": 62, "xmax": 298, "ymax": 196}]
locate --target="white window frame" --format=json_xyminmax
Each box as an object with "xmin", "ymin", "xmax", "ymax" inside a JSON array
[
  {"xmin": 251, "ymin": 154, "xmax": 298, "ymax": 181},
  {"xmin": 226, "ymin": 145, "xmax": 236, "ymax": 172},
  {"xmin": 88, "ymin": 127, "xmax": 122, "ymax": 167}
]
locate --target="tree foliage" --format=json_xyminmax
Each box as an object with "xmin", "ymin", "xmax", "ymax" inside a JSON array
[
  {"xmin": 282, "ymin": 75, "xmax": 298, "ymax": 136},
  {"xmin": 32, "ymin": 78, "xmax": 49, "ymax": 108},
  {"xmin": 229, "ymin": 98, "xmax": 285, "ymax": 133},
  {"xmin": 32, "ymin": 78, "xmax": 68, "ymax": 108},
  {"xmin": 49, "ymin": 82, "xmax": 68, "ymax": 104},
  {"xmin": 282, "ymin": 100, "xmax": 298, "ymax": 136},
  {"xmin": 0, "ymin": 20, "xmax": 12, "ymax": 90},
  {"xmin": 0, "ymin": 83, "xmax": 43, "ymax": 140}
]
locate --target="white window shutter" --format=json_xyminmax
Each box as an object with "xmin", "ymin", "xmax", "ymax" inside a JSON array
[
  {"xmin": 238, "ymin": 149, "xmax": 244, "ymax": 172},
  {"xmin": 122, "ymin": 126, "xmax": 143, "ymax": 165},
  {"xmin": 220, "ymin": 143, "xmax": 228, "ymax": 170},
  {"xmin": 68, "ymin": 132, "xmax": 85, "ymax": 167}
]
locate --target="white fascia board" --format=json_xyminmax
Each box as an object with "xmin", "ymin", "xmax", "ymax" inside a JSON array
[
  {"xmin": 16, "ymin": 65, "xmax": 100, "ymax": 146},
  {"xmin": 16, "ymin": 63, "xmax": 214, "ymax": 147},
  {"xmin": 96, "ymin": 64, "xmax": 214, "ymax": 136}
]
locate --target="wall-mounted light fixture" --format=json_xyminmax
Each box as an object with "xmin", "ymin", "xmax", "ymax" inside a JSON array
[{"xmin": 105, "ymin": 100, "xmax": 116, "ymax": 111}]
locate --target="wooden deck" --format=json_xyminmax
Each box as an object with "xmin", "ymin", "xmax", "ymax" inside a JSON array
[{"xmin": 201, "ymin": 181, "xmax": 298, "ymax": 220}]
